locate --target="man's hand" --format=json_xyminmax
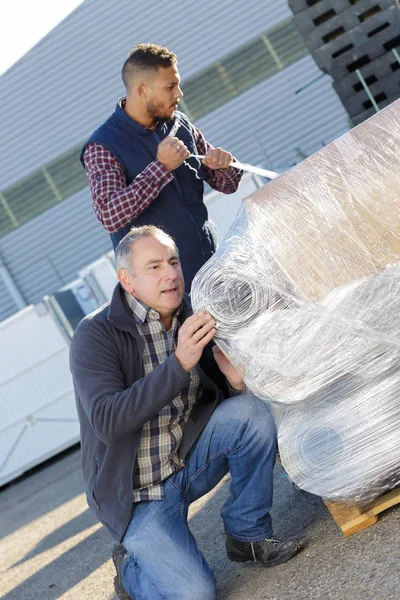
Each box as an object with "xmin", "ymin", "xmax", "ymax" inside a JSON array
[
  {"xmin": 157, "ymin": 136, "xmax": 190, "ymax": 171},
  {"xmin": 213, "ymin": 346, "xmax": 245, "ymax": 391},
  {"xmin": 175, "ymin": 312, "xmax": 216, "ymax": 372},
  {"xmin": 202, "ymin": 147, "xmax": 233, "ymax": 170}
]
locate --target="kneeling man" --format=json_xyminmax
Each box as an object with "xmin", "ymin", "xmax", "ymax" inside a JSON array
[{"xmin": 69, "ymin": 225, "xmax": 302, "ymax": 600}]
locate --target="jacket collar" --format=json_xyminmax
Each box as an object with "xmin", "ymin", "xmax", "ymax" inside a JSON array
[
  {"xmin": 114, "ymin": 99, "xmax": 181, "ymax": 139},
  {"xmin": 114, "ymin": 101, "xmax": 152, "ymax": 138},
  {"xmin": 107, "ymin": 283, "xmax": 192, "ymax": 334}
]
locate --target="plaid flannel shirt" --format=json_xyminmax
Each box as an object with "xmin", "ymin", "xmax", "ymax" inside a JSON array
[
  {"xmin": 124, "ymin": 292, "xmax": 202, "ymax": 502},
  {"xmin": 83, "ymin": 99, "xmax": 243, "ymax": 234}
]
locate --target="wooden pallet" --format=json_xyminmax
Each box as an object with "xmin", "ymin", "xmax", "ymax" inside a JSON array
[{"xmin": 324, "ymin": 487, "xmax": 400, "ymax": 536}]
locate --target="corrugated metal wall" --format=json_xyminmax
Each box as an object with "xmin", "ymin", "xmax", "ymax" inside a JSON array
[
  {"xmin": 0, "ymin": 0, "xmax": 350, "ymax": 321},
  {"xmin": 0, "ymin": 0, "xmax": 347, "ymax": 188},
  {"xmin": 0, "ymin": 279, "xmax": 19, "ymax": 319},
  {"xmin": 197, "ymin": 55, "xmax": 350, "ymax": 169},
  {"xmin": 0, "ymin": 188, "xmax": 110, "ymax": 316}
]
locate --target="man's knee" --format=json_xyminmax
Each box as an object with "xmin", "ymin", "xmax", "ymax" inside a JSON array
[
  {"xmin": 167, "ymin": 570, "xmax": 216, "ymax": 600},
  {"xmin": 184, "ymin": 578, "xmax": 216, "ymax": 600},
  {"xmin": 220, "ymin": 394, "xmax": 276, "ymax": 431}
]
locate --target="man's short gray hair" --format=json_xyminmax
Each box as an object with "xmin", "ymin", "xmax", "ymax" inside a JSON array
[{"xmin": 115, "ymin": 225, "xmax": 178, "ymax": 274}]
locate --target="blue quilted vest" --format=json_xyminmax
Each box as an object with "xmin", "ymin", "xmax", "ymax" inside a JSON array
[{"xmin": 81, "ymin": 104, "xmax": 216, "ymax": 290}]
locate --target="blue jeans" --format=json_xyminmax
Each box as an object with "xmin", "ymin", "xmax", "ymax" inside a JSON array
[{"xmin": 121, "ymin": 394, "xmax": 277, "ymax": 600}]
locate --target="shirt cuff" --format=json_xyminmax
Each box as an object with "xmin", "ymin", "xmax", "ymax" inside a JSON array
[
  {"xmin": 226, "ymin": 382, "xmax": 246, "ymax": 397},
  {"xmin": 145, "ymin": 159, "xmax": 174, "ymax": 183}
]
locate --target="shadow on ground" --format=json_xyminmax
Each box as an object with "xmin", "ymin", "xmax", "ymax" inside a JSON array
[{"xmin": 1, "ymin": 446, "xmax": 327, "ymax": 600}]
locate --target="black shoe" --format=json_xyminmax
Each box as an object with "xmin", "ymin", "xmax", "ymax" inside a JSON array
[
  {"xmin": 112, "ymin": 543, "xmax": 133, "ymax": 600},
  {"xmin": 226, "ymin": 534, "xmax": 304, "ymax": 568}
]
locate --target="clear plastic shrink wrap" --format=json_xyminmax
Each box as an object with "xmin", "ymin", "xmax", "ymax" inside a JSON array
[{"xmin": 191, "ymin": 99, "xmax": 400, "ymax": 504}]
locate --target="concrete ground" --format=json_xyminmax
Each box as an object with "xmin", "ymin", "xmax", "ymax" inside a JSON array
[{"xmin": 0, "ymin": 446, "xmax": 399, "ymax": 600}]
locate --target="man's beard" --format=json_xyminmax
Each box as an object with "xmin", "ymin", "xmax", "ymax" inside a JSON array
[{"xmin": 146, "ymin": 98, "xmax": 175, "ymax": 125}]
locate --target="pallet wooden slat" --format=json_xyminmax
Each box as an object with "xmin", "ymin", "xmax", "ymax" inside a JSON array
[
  {"xmin": 324, "ymin": 487, "xmax": 400, "ymax": 536},
  {"xmin": 276, "ymin": 457, "xmax": 400, "ymax": 536}
]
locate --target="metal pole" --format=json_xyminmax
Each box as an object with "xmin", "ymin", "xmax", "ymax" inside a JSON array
[
  {"xmin": 295, "ymin": 72, "xmax": 326, "ymax": 95},
  {"xmin": 355, "ymin": 68, "xmax": 379, "ymax": 113},
  {"xmin": 392, "ymin": 48, "xmax": 400, "ymax": 65}
]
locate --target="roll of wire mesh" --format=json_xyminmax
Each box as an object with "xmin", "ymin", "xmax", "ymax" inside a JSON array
[{"xmin": 191, "ymin": 100, "xmax": 400, "ymax": 502}]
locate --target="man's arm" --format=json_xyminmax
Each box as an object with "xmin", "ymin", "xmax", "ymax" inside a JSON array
[
  {"xmin": 192, "ymin": 126, "xmax": 244, "ymax": 194},
  {"xmin": 212, "ymin": 345, "xmax": 245, "ymax": 392},
  {"xmin": 175, "ymin": 312, "xmax": 245, "ymax": 395},
  {"xmin": 70, "ymin": 322, "xmax": 191, "ymax": 445},
  {"xmin": 83, "ymin": 143, "xmax": 174, "ymax": 233},
  {"xmin": 70, "ymin": 311, "xmax": 216, "ymax": 445}
]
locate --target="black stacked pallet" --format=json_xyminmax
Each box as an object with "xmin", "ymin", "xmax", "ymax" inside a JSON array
[
  {"xmin": 333, "ymin": 51, "xmax": 400, "ymax": 123},
  {"xmin": 288, "ymin": 0, "xmax": 400, "ymax": 125}
]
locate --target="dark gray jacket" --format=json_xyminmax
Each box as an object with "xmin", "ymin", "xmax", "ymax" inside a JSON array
[{"xmin": 69, "ymin": 284, "xmax": 228, "ymax": 542}]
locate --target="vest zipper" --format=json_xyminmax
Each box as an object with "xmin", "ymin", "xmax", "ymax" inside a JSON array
[{"xmin": 153, "ymin": 131, "xmax": 206, "ymax": 257}]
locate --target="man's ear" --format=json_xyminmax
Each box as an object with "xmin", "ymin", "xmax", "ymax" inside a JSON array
[
  {"xmin": 137, "ymin": 82, "xmax": 147, "ymax": 99},
  {"xmin": 118, "ymin": 268, "xmax": 135, "ymax": 294}
]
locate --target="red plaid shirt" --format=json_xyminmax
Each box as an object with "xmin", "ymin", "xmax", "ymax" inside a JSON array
[{"xmin": 83, "ymin": 122, "xmax": 243, "ymax": 234}]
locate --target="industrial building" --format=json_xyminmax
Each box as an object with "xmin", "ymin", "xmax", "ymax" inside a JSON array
[{"xmin": 0, "ymin": 0, "xmax": 350, "ymax": 321}]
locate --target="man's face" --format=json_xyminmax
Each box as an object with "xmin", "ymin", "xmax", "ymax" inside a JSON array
[
  {"xmin": 144, "ymin": 65, "xmax": 183, "ymax": 123},
  {"xmin": 121, "ymin": 235, "xmax": 185, "ymax": 319}
]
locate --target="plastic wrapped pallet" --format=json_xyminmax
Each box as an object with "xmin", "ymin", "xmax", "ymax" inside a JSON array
[{"xmin": 191, "ymin": 98, "xmax": 400, "ymax": 504}]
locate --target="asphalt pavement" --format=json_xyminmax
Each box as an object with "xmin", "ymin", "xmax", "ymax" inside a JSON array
[{"xmin": 0, "ymin": 446, "xmax": 399, "ymax": 600}]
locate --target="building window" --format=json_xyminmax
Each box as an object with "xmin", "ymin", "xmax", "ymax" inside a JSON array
[
  {"xmin": 0, "ymin": 146, "xmax": 87, "ymax": 238},
  {"xmin": 46, "ymin": 148, "xmax": 89, "ymax": 200},
  {"xmin": 4, "ymin": 169, "xmax": 59, "ymax": 228},
  {"xmin": 181, "ymin": 18, "xmax": 309, "ymax": 120}
]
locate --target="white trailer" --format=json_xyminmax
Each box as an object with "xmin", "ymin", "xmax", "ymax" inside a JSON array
[{"xmin": 0, "ymin": 301, "xmax": 79, "ymax": 487}]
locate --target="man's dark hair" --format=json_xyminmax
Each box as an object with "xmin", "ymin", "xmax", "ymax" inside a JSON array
[{"xmin": 122, "ymin": 43, "xmax": 177, "ymax": 88}]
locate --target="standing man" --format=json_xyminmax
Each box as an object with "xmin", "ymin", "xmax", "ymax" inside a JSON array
[
  {"xmin": 81, "ymin": 43, "xmax": 243, "ymax": 292},
  {"xmin": 70, "ymin": 225, "xmax": 303, "ymax": 600}
]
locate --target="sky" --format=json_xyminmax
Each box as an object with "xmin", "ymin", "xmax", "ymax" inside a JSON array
[{"xmin": 0, "ymin": 0, "xmax": 84, "ymax": 76}]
